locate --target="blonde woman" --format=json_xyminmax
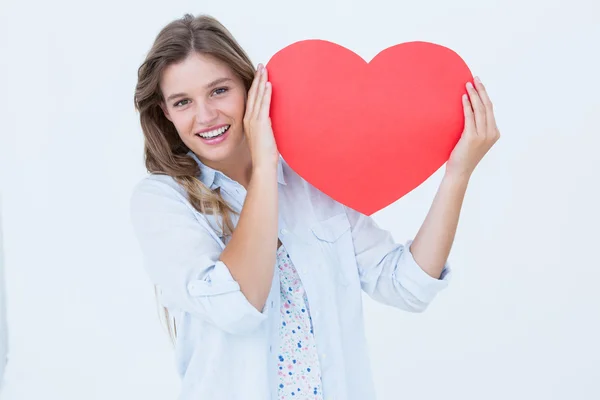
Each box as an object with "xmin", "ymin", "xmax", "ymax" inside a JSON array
[{"xmin": 130, "ymin": 13, "xmax": 499, "ymax": 400}]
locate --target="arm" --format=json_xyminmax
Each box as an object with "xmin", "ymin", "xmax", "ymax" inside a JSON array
[
  {"xmin": 220, "ymin": 63, "xmax": 280, "ymax": 312},
  {"xmin": 220, "ymin": 165, "xmax": 279, "ymax": 312},
  {"xmin": 130, "ymin": 178, "xmax": 271, "ymax": 335},
  {"xmin": 130, "ymin": 64, "xmax": 280, "ymax": 332},
  {"xmin": 411, "ymin": 76, "xmax": 500, "ymax": 278},
  {"xmin": 343, "ymin": 77, "xmax": 499, "ymax": 312},
  {"xmin": 344, "ymin": 205, "xmax": 450, "ymax": 312},
  {"xmin": 409, "ymin": 174, "xmax": 468, "ymax": 279}
]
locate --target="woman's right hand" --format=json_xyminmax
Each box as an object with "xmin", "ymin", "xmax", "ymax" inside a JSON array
[{"xmin": 243, "ymin": 64, "xmax": 279, "ymax": 170}]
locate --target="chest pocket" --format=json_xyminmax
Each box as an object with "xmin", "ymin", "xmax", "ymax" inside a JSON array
[
  {"xmin": 310, "ymin": 213, "xmax": 356, "ymax": 286},
  {"xmin": 310, "ymin": 213, "xmax": 350, "ymax": 242}
]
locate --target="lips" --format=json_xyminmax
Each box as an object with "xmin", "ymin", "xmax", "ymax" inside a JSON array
[{"xmin": 195, "ymin": 124, "xmax": 230, "ymax": 139}]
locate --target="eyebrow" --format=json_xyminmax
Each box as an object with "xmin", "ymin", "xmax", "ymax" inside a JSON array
[{"xmin": 165, "ymin": 77, "xmax": 234, "ymax": 102}]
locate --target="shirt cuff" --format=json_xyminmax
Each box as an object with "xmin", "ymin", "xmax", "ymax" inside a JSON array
[
  {"xmin": 396, "ymin": 240, "xmax": 452, "ymax": 305},
  {"xmin": 186, "ymin": 260, "xmax": 269, "ymax": 334}
]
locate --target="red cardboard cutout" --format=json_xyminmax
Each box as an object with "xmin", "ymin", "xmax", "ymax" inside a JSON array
[{"xmin": 267, "ymin": 40, "xmax": 473, "ymax": 215}]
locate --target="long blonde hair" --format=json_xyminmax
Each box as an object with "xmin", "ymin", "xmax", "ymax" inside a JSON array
[{"xmin": 134, "ymin": 13, "xmax": 255, "ymax": 343}]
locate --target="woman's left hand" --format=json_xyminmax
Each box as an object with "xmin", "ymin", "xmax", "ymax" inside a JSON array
[{"xmin": 446, "ymin": 76, "xmax": 500, "ymax": 179}]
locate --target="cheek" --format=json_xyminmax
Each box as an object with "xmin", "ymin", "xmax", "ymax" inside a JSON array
[
  {"xmin": 223, "ymin": 93, "xmax": 246, "ymax": 119},
  {"xmin": 170, "ymin": 110, "xmax": 195, "ymax": 133}
]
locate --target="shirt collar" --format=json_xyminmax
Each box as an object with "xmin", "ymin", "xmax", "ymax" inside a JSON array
[{"xmin": 187, "ymin": 151, "xmax": 286, "ymax": 189}]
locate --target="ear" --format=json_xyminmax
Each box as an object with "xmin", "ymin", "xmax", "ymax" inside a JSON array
[{"xmin": 160, "ymin": 102, "xmax": 173, "ymax": 122}]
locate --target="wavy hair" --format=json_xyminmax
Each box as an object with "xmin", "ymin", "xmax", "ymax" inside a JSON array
[{"xmin": 134, "ymin": 14, "xmax": 255, "ymax": 343}]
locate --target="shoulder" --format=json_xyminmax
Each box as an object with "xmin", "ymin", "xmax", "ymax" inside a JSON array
[
  {"xmin": 132, "ymin": 173, "xmax": 185, "ymax": 195},
  {"xmin": 129, "ymin": 173, "xmax": 224, "ymax": 236},
  {"xmin": 131, "ymin": 173, "xmax": 188, "ymax": 201},
  {"xmin": 130, "ymin": 173, "xmax": 192, "ymax": 214}
]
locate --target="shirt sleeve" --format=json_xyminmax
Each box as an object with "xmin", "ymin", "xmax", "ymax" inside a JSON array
[
  {"xmin": 343, "ymin": 205, "xmax": 451, "ymax": 312},
  {"xmin": 129, "ymin": 178, "xmax": 268, "ymax": 335}
]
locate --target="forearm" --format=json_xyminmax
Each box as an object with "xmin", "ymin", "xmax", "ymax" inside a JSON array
[
  {"xmin": 409, "ymin": 171, "xmax": 470, "ymax": 278},
  {"xmin": 220, "ymin": 165, "xmax": 279, "ymax": 311}
]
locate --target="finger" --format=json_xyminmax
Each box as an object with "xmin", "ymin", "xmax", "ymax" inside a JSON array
[
  {"xmin": 260, "ymin": 81, "xmax": 272, "ymax": 120},
  {"xmin": 254, "ymin": 67, "xmax": 269, "ymax": 118},
  {"xmin": 473, "ymin": 77, "xmax": 498, "ymax": 138},
  {"xmin": 466, "ymin": 81, "xmax": 486, "ymax": 135},
  {"xmin": 245, "ymin": 64, "xmax": 263, "ymax": 118},
  {"xmin": 252, "ymin": 66, "xmax": 268, "ymax": 119},
  {"xmin": 462, "ymin": 94, "xmax": 475, "ymax": 135}
]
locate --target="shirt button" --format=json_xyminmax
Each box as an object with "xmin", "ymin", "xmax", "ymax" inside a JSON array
[{"xmin": 280, "ymin": 228, "xmax": 289, "ymax": 235}]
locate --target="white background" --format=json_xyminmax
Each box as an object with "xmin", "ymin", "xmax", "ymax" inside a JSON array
[
  {"xmin": 1, "ymin": 0, "xmax": 599, "ymax": 399},
  {"xmin": 0, "ymin": 200, "xmax": 7, "ymax": 389}
]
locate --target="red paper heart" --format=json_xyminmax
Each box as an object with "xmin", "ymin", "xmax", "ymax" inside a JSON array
[{"xmin": 266, "ymin": 40, "xmax": 472, "ymax": 215}]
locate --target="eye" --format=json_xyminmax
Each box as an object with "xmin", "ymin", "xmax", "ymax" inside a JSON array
[
  {"xmin": 212, "ymin": 87, "xmax": 229, "ymax": 96},
  {"xmin": 173, "ymin": 99, "xmax": 190, "ymax": 108}
]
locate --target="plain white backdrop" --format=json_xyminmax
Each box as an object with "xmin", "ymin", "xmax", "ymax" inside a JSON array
[
  {"xmin": 1, "ymin": 0, "xmax": 599, "ymax": 399},
  {"xmin": 0, "ymin": 201, "xmax": 7, "ymax": 389}
]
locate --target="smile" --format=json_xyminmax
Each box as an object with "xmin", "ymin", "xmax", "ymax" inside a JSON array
[{"xmin": 196, "ymin": 125, "xmax": 230, "ymax": 139}]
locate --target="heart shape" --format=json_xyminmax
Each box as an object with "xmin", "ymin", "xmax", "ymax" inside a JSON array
[{"xmin": 267, "ymin": 40, "xmax": 472, "ymax": 215}]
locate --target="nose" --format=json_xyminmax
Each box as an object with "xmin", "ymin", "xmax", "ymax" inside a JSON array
[{"xmin": 194, "ymin": 101, "xmax": 218, "ymax": 125}]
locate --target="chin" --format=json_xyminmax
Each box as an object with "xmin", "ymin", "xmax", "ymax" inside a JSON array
[{"xmin": 192, "ymin": 134, "xmax": 245, "ymax": 166}]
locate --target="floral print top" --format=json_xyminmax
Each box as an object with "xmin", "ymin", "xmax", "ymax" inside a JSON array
[{"xmin": 276, "ymin": 245, "xmax": 324, "ymax": 399}]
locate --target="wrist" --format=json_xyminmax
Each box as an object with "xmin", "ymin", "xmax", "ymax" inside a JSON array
[
  {"xmin": 251, "ymin": 152, "xmax": 279, "ymax": 171},
  {"xmin": 442, "ymin": 168, "xmax": 471, "ymax": 188},
  {"xmin": 251, "ymin": 162, "xmax": 278, "ymax": 178},
  {"xmin": 444, "ymin": 162, "xmax": 473, "ymax": 181}
]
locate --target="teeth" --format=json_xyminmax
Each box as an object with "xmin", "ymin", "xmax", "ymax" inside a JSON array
[{"xmin": 198, "ymin": 125, "xmax": 229, "ymax": 138}]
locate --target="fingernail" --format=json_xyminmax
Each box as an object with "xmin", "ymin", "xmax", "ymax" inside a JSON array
[
  {"xmin": 475, "ymin": 76, "xmax": 481, "ymax": 83},
  {"xmin": 258, "ymin": 64, "xmax": 263, "ymax": 71},
  {"xmin": 466, "ymin": 82, "xmax": 474, "ymax": 89}
]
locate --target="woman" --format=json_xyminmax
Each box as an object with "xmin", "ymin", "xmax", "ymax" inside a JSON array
[{"xmin": 130, "ymin": 13, "xmax": 499, "ymax": 400}]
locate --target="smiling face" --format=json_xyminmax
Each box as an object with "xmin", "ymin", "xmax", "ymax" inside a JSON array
[{"xmin": 160, "ymin": 52, "xmax": 249, "ymax": 170}]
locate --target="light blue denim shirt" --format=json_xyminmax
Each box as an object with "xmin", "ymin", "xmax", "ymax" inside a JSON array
[{"xmin": 130, "ymin": 152, "xmax": 451, "ymax": 400}]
